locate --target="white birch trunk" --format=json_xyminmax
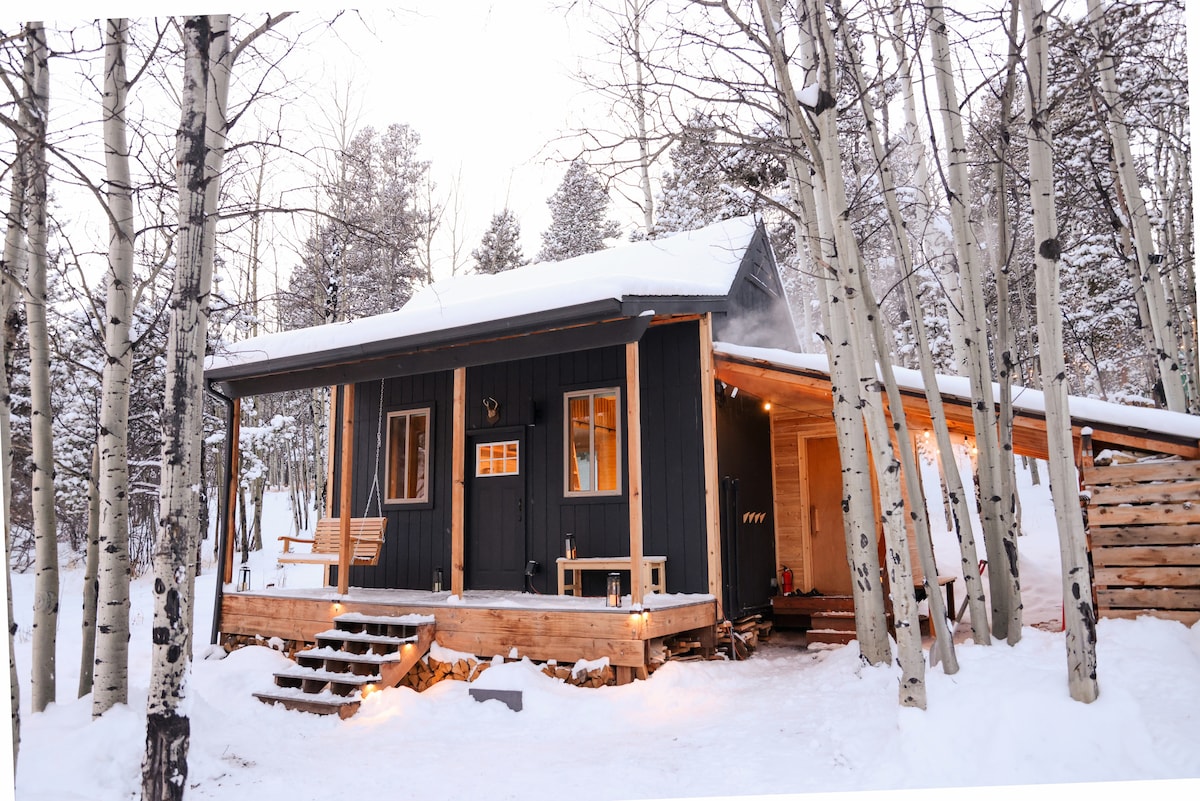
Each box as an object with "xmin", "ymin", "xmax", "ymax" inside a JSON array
[
  {"xmin": 796, "ymin": 0, "xmax": 925, "ymax": 706},
  {"xmin": 92, "ymin": 17, "xmax": 136, "ymax": 717},
  {"xmin": 142, "ymin": 16, "xmax": 211, "ymax": 800},
  {"xmin": 842, "ymin": 14, "xmax": 985, "ymax": 651},
  {"xmin": 630, "ymin": 1, "xmax": 656, "ymax": 234},
  {"xmin": 1022, "ymin": 0, "xmax": 1099, "ymax": 703},
  {"xmin": 754, "ymin": 0, "xmax": 892, "ymax": 665},
  {"xmin": 1085, "ymin": 0, "xmax": 1187, "ymax": 411},
  {"xmin": 1, "ymin": 70, "xmax": 26, "ymax": 766},
  {"xmin": 24, "ymin": 20, "xmax": 59, "ymax": 714},
  {"xmin": 926, "ymin": 1, "xmax": 1021, "ymax": 642},
  {"xmin": 79, "ymin": 445, "xmax": 100, "ymax": 697}
]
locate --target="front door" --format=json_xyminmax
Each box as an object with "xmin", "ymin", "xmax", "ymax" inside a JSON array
[
  {"xmin": 806, "ymin": 435, "xmax": 853, "ymax": 595},
  {"xmin": 466, "ymin": 432, "xmax": 527, "ymax": 590}
]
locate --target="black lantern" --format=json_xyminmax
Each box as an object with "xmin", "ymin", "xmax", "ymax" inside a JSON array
[
  {"xmin": 433, "ymin": 567, "xmax": 444, "ymax": 593},
  {"xmin": 564, "ymin": 533, "xmax": 577, "ymax": 560},
  {"xmin": 237, "ymin": 564, "xmax": 251, "ymax": 592},
  {"xmin": 606, "ymin": 573, "xmax": 622, "ymax": 608}
]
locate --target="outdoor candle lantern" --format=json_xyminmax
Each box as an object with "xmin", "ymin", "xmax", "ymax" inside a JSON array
[
  {"xmin": 564, "ymin": 533, "xmax": 577, "ymax": 560},
  {"xmin": 606, "ymin": 572, "xmax": 621, "ymax": 608},
  {"xmin": 433, "ymin": 567, "xmax": 444, "ymax": 593},
  {"xmin": 237, "ymin": 564, "xmax": 251, "ymax": 592}
]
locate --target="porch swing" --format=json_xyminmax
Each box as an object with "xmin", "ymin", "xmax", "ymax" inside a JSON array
[{"xmin": 278, "ymin": 381, "xmax": 388, "ymax": 580}]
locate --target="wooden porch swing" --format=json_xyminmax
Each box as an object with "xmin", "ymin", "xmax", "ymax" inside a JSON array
[{"xmin": 276, "ymin": 382, "xmax": 389, "ymax": 584}]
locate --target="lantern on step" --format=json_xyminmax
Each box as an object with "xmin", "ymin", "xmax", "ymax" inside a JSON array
[
  {"xmin": 433, "ymin": 567, "xmax": 444, "ymax": 593},
  {"xmin": 564, "ymin": 533, "xmax": 577, "ymax": 560},
  {"xmin": 606, "ymin": 572, "xmax": 622, "ymax": 608},
  {"xmin": 237, "ymin": 564, "xmax": 251, "ymax": 592}
]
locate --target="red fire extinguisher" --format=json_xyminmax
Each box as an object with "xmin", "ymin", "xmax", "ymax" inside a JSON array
[{"xmin": 780, "ymin": 566, "xmax": 794, "ymax": 596}]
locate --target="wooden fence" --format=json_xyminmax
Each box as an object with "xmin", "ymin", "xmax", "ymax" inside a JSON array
[{"xmin": 1082, "ymin": 458, "xmax": 1200, "ymax": 625}]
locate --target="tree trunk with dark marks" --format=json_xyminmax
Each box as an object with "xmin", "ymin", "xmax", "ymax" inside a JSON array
[
  {"xmin": 142, "ymin": 16, "xmax": 211, "ymax": 801},
  {"xmin": 1021, "ymin": 0, "xmax": 1098, "ymax": 703},
  {"xmin": 79, "ymin": 445, "xmax": 101, "ymax": 698},
  {"xmin": 753, "ymin": 0, "xmax": 893, "ymax": 667},
  {"xmin": 927, "ymin": 0, "xmax": 1021, "ymax": 642},
  {"xmin": 24, "ymin": 20, "xmax": 60, "ymax": 714},
  {"xmin": 93, "ymin": 18, "xmax": 136, "ymax": 717}
]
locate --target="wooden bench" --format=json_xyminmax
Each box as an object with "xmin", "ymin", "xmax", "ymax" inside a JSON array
[
  {"xmin": 556, "ymin": 556, "xmax": 667, "ymax": 597},
  {"xmin": 278, "ymin": 517, "xmax": 387, "ymax": 571}
]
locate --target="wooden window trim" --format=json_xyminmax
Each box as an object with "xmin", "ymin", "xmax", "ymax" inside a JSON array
[
  {"xmin": 384, "ymin": 407, "xmax": 432, "ymax": 505},
  {"xmin": 563, "ymin": 387, "xmax": 622, "ymax": 498}
]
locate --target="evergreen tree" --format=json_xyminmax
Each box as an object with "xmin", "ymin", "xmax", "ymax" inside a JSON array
[
  {"xmin": 536, "ymin": 159, "xmax": 621, "ymax": 262},
  {"xmin": 471, "ymin": 209, "xmax": 526, "ymax": 274}
]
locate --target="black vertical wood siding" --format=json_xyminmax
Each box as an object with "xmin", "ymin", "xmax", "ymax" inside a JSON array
[
  {"xmin": 339, "ymin": 370, "xmax": 454, "ymax": 591},
  {"xmin": 715, "ymin": 389, "xmax": 777, "ymax": 618},
  {"xmin": 336, "ymin": 321, "xmax": 711, "ymax": 596},
  {"xmin": 638, "ymin": 320, "xmax": 709, "ymax": 595}
]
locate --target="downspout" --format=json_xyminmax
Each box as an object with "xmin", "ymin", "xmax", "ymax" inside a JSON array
[{"xmin": 207, "ymin": 380, "xmax": 236, "ymax": 646}]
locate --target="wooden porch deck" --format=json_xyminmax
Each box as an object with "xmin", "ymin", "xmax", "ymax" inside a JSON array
[{"xmin": 220, "ymin": 586, "xmax": 720, "ymax": 672}]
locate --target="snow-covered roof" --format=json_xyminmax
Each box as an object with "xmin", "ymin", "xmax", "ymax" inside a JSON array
[
  {"xmin": 206, "ymin": 216, "xmax": 761, "ymax": 378},
  {"xmin": 714, "ymin": 342, "xmax": 1200, "ymax": 443}
]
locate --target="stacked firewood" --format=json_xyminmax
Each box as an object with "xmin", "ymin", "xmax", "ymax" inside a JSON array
[
  {"xmin": 541, "ymin": 660, "xmax": 613, "ymax": 688},
  {"xmin": 221, "ymin": 633, "xmax": 306, "ymax": 659},
  {"xmin": 398, "ymin": 654, "xmax": 491, "ymax": 691},
  {"xmin": 717, "ymin": 614, "xmax": 773, "ymax": 660}
]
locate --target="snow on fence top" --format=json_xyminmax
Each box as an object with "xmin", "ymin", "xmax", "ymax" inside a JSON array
[
  {"xmin": 714, "ymin": 342, "xmax": 1200, "ymax": 441},
  {"xmin": 206, "ymin": 216, "xmax": 759, "ymax": 373}
]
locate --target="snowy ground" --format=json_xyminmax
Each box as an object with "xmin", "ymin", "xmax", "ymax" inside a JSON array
[{"xmin": 8, "ymin": 458, "xmax": 1200, "ymax": 800}]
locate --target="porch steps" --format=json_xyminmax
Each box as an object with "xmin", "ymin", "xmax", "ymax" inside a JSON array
[
  {"xmin": 254, "ymin": 613, "xmax": 435, "ymax": 719},
  {"xmin": 806, "ymin": 611, "xmax": 857, "ymax": 646}
]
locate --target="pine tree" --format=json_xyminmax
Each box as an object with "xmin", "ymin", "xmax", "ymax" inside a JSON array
[
  {"xmin": 471, "ymin": 209, "xmax": 526, "ymax": 274},
  {"xmin": 536, "ymin": 159, "xmax": 621, "ymax": 262}
]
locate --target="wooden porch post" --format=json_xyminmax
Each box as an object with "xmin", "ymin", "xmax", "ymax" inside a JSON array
[
  {"xmin": 698, "ymin": 313, "xmax": 723, "ymax": 608},
  {"xmin": 337, "ymin": 383, "xmax": 355, "ymax": 595},
  {"xmin": 325, "ymin": 384, "xmax": 338, "ymax": 517},
  {"xmin": 626, "ymin": 341, "xmax": 645, "ymax": 606},
  {"xmin": 223, "ymin": 397, "xmax": 241, "ymax": 583},
  {"xmin": 451, "ymin": 367, "xmax": 466, "ymax": 596}
]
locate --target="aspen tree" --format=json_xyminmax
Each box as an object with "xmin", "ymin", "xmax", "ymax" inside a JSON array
[
  {"xmin": 789, "ymin": 0, "xmax": 925, "ymax": 706},
  {"xmin": 1085, "ymin": 0, "xmax": 1187, "ymax": 412},
  {"xmin": 926, "ymin": 1, "xmax": 1021, "ymax": 642},
  {"xmin": 92, "ymin": 17, "xmax": 136, "ymax": 717},
  {"xmin": 79, "ymin": 445, "xmax": 100, "ymax": 697},
  {"xmin": 747, "ymin": 0, "xmax": 892, "ymax": 666},
  {"xmin": 1021, "ymin": 0, "xmax": 1099, "ymax": 703},
  {"xmin": 143, "ymin": 16, "xmax": 211, "ymax": 800},
  {"xmin": 23, "ymin": 20, "xmax": 59, "ymax": 713}
]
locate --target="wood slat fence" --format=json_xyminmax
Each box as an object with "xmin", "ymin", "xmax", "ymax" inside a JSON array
[{"xmin": 1081, "ymin": 458, "xmax": 1200, "ymax": 625}]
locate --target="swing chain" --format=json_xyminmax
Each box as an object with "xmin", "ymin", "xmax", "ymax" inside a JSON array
[{"xmin": 366, "ymin": 379, "xmax": 385, "ymax": 518}]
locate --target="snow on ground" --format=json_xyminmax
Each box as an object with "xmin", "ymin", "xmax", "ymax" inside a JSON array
[{"xmin": 9, "ymin": 461, "xmax": 1200, "ymax": 800}]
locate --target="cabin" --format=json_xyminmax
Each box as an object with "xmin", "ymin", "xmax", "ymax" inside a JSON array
[
  {"xmin": 205, "ymin": 215, "xmax": 1200, "ymax": 714},
  {"xmin": 205, "ymin": 217, "xmax": 800, "ymax": 709}
]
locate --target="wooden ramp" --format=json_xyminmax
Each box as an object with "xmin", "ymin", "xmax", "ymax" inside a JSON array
[
  {"xmin": 254, "ymin": 613, "xmax": 435, "ymax": 719},
  {"xmin": 1083, "ymin": 458, "xmax": 1200, "ymax": 625}
]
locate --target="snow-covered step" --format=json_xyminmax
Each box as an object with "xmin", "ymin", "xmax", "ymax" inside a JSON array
[
  {"xmin": 333, "ymin": 612, "xmax": 436, "ymax": 627},
  {"xmin": 295, "ymin": 646, "xmax": 402, "ymax": 666},
  {"xmin": 314, "ymin": 629, "xmax": 419, "ymax": 646},
  {"xmin": 253, "ymin": 687, "xmax": 362, "ymax": 719}
]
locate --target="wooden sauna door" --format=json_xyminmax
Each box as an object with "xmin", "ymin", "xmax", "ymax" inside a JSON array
[{"xmin": 805, "ymin": 436, "xmax": 852, "ymax": 595}]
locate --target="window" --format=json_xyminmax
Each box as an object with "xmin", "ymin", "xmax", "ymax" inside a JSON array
[
  {"xmin": 565, "ymin": 388, "xmax": 620, "ymax": 495},
  {"xmin": 385, "ymin": 408, "xmax": 430, "ymax": 503},
  {"xmin": 476, "ymin": 441, "xmax": 520, "ymax": 477}
]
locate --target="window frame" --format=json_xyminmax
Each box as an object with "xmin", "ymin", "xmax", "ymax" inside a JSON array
[
  {"xmin": 563, "ymin": 387, "xmax": 622, "ymax": 498},
  {"xmin": 383, "ymin": 406, "xmax": 432, "ymax": 505},
  {"xmin": 475, "ymin": 440, "xmax": 520, "ymax": 478}
]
